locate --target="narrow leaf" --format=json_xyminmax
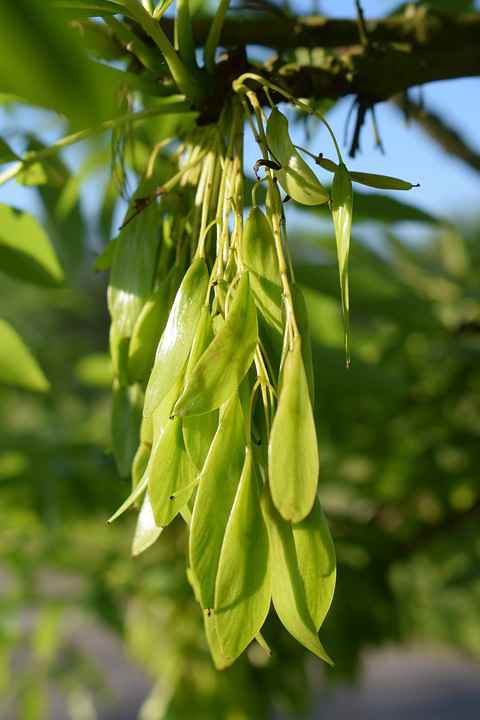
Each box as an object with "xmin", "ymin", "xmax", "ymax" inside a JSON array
[
  {"xmin": 243, "ymin": 206, "xmax": 281, "ymax": 286},
  {"xmin": 182, "ymin": 308, "xmax": 218, "ymax": 469},
  {"xmin": 143, "ymin": 257, "xmax": 209, "ymax": 416},
  {"xmin": 266, "ymin": 109, "xmax": 329, "ymax": 206},
  {"xmin": 292, "ymin": 498, "xmax": 336, "ymax": 629},
  {"xmin": 331, "ymin": 162, "xmax": 353, "ymax": 367},
  {"xmin": 132, "ymin": 493, "xmax": 163, "ymax": 556},
  {"xmin": 189, "ymin": 394, "xmax": 245, "ymax": 609},
  {"xmin": 111, "ymin": 381, "xmax": 143, "ymax": 477},
  {"xmin": 203, "ymin": 610, "xmax": 234, "ymax": 670},
  {"xmin": 0, "ymin": 319, "xmax": 49, "ymax": 392},
  {"xmin": 261, "ymin": 488, "xmax": 333, "ymax": 664},
  {"xmin": 0, "ymin": 205, "xmax": 63, "ymax": 286},
  {"xmin": 148, "ymin": 417, "xmax": 195, "ymax": 527},
  {"xmin": 108, "ymin": 185, "xmax": 162, "ymax": 340},
  {"xmin": 108, "ymin": 472, "xmax": 148, "ymax": 523},
  {"xmin": 128, "ymin": 280, "xmax": 171, "ymax": 383},
  {"xmin": 0, "ymin": 0, "xmax": 121, "ymax": 127},
  {"xmin": 268, "ymin": 336, "xmax": 319, "ymax": 523},
  {"xmin": 214, "ymin": 449, "xmax": 271, "ymax": 661},
  {"xmin": 173, "ymin": 273, "xmax": 257, "ymax": 416}
]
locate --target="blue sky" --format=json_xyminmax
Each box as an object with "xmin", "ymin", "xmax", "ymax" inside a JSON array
[{"xmin": 0, "ymin": 0, "xmax": 479, "ymax": 228}]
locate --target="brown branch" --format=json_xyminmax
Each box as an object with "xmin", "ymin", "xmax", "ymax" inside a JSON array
[
  {"xmin": 391, "ymin": 95, "xmax": 480, "ymax": 174},
  {"xmin": 259, "ymin": 44, "xmax": 480, "ymax": 103},
  {"xmin": 98, "ymin": 8, "xmax": 480, "ymax": 113},
  {"xmin": 178, "ymin": 9, "xmax": 480, "ymax": 106},
  {"xmin": 159, "ymin": 8, "xmax": 480, "ymax": 52}
]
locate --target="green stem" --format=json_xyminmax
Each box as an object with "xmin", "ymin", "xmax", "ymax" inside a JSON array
[
  {"xmin": 204, "ymin": 0, "xmax": 230, "ymax": 74},
  {"xmin": 198, "ymin": 152, "xmax": 216, "ymax": 257},
  {"xmin": 152, "ymin": 0, "xmax": 174, "ymax": 19},
  {"xmin": 244, "ymin": 91, "xmax": 299, "ymax": 341},
  {"xmin": 175, "ymin": 0, "xmax": 198, "ymax": 70},
  {"xmin": 123, "ymin": 0, "xmax": 203, "ymax": 101},
  {"xmin": 234, "ymin": 72, "xmax": 343, "ymax": 163},
  {"xmin": 104, "ymin": 15, "xmax": 163, "ymax": 72},
  {"xmin": 0, "ymin": 101, "xmax": 191, "ymax": 187}
]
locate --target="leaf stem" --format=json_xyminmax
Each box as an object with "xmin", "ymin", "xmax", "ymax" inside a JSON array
[
  {"xmin": 0, "ymin": 101, "xmax": 192, "ymax": 187},
  {"xmin": 204, "ymin": 0, "xmax": 231, "ymax": 74},
  {"xmin": 242, "ymin": 90, "xmax": 299, "ymax": 341},
  {"xmin": 234, "ymin": 72, "xmax": 343, "ymax": 164},
  {"xmin": 175, "ymin": 0, "xmax": 198, "ymax": 70},
  {"xmin": 123, "ymin": 0, "xmax": 203, "ymax": 101}
]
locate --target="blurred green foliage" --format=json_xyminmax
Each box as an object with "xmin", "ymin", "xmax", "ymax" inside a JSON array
[
  {"xmin": 1, "ymin": 159, "xmax": 479, "ymax": 716},
  {"xmin": 0, "ymin": 0, "xmax": 479, "ymax": 717}
]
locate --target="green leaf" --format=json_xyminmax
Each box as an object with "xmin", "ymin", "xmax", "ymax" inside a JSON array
[
  {"xmin": 261, "ymin": 488, "xmax": 333, "ymax": 664},
  {"xmin": 95, "ymin": 237, "xmax": 118, "ymax": 271},
  {"xmin": 0, "ymin": 138, "xmax": 19, "ymax": 164},
  {"xmin": 268, "ymin": 336, "xmax": 319, "ymax": 523},
  {"xmin": 182, "ymin": 308, "xmax": 218, "ymax": 470},
  {"xmin": 249, "ymin": 272, "xmax": 284, "ymax": 371},
  {"xmin": 214, "ymin": 448, "xmax": 271, "ymax": 661},
  {"xmin": 108, "ymin": 186, "xmax": 162, "ymax": 340},
  {"xmin": 0, "ymin": 319, "xmax": 49, "ymax": 392},
  {"xmin": 266, "ymin": 108, "xmax": 329, "ymax": 206},
  {"xmin": 189, "ymin": 394, "xmax": 245, "ymax": 609},
  {"xmin": 143, "ymin": 257, "xmax": 209, "ymax": 417},
  {"xmin": 29, "ymin": 140, "xmax": 89, "ymax": 281},
  {"xmin": 173, "ymin": 273, "xmax": 258, "ymax": 416},
  {"xmin": 292, "ymin": 284, "xmax": 315, "ymax": 402},
  {"xmin": 128, "ymin": 280, "xmax": 171, "ymax": 383},
  {"xmin": 331, "ymin": 162, "xmax": 353, "ymax": 366},
  {"xmin": 203, "ymin": 610, "xmax": 233, "ymax": 670},
  {"xmin": 243, "ymin": 207, "xmax": 281, "ymax": 286},
  {"xmin": 0, "ymin": 205, "xmax": 64, "ymax": 286},
  {"xmin": 292, "ymin": 499, "xmax": 336, "ymax": 629},
  {"xmin": 0, "ymin": 0, "xmax": 122, "ymax": 127},
  {"xmin": 349, "ymin": 170, "xmax": 418, "ymax": 191},
  {"xmin": 108, "ymin": 472, "xmax": 148, "ymax": 523},
  {"xmin": 111, "ymin": 381, "xmax": 143, "ymax": 477},
  {"xmin": 148, "ymin": 416, "xmax": 195, "ymax": 526},
  {"xmin": 132, "ymin": 441, "xmax": 151, "ymax": 492},
  {"xmin": 132, "ymin": 494, "xmax": 163, "ymax": 556}
]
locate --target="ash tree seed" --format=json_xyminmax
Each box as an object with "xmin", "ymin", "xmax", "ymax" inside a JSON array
[
  {"xmin": 266, "ymin": 108, "xmax": 329, "ymax": 206},
  {"xmin": 173, "ymin": 273, "xmax": 258, "ymax": 417},
  {"xmin": 268, "ymin": 336, "xmax": 319, "ymax": 523}
]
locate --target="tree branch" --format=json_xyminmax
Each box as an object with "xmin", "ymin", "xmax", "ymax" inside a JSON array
[
  {"xmin": 254, "ymin": 43, "xmax": 480, "ymax": 104},
  {"xmin": 156, "ymin": 9, "xmax": 480, "ymax": 105},
  {"xmin": 391, "ymin": 95, "xmax": 480, "ymax": 174},
  {"xmin": 161, "ymin": 8, "xmax": 480, "ymax": 52}
]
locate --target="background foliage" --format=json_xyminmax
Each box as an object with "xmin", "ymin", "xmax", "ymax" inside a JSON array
[{"xmin": 1, "ymin": 0, "xmax": 480, "ymax": 718}]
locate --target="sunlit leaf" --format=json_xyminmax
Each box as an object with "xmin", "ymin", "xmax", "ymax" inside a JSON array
[
  {"xmin": 0, "ymin": 205, "xmax": 64, "ymax": 287},
  {"xmin": 0, "ymin": 319, "xmax": 49, "ymax": 392},
  {"xmin": 215, "ymin": 448, "xmax": 271, "ymax": 661}
]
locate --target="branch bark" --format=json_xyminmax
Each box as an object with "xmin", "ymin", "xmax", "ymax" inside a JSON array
[
  {"xmin": 156, "ymin": 8, "xmax": 480, "ymax": 104},
  {"xmin": 162, "ymin": 8, "xmax": 480, "ymax": 52}
]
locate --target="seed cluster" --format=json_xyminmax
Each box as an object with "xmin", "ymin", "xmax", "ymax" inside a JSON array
[{"xmin": 107, "ymin": 83, "xmax": 417, "ymax": 668}]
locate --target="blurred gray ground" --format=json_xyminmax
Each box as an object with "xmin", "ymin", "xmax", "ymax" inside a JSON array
[
  {"xmin": 313, "ymin": 648, "xmax": 480, "ymax": 720},
  {"xmin": 4, "ymin": 609, "xmax": 480, "ymax": 718},
  {"xmin": 58, "ymin": 623, "xmax": 480, "ymax": 719}
]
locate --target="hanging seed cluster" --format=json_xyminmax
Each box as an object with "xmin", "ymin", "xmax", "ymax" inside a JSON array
[{"xmin": 107, "ymin": 83, "xmax": 417, "ymax": 668}]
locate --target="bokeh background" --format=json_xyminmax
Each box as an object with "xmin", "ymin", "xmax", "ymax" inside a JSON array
[{"xmin": 1, "ymin": 0, "xmax": 480, "ymax": 718}]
